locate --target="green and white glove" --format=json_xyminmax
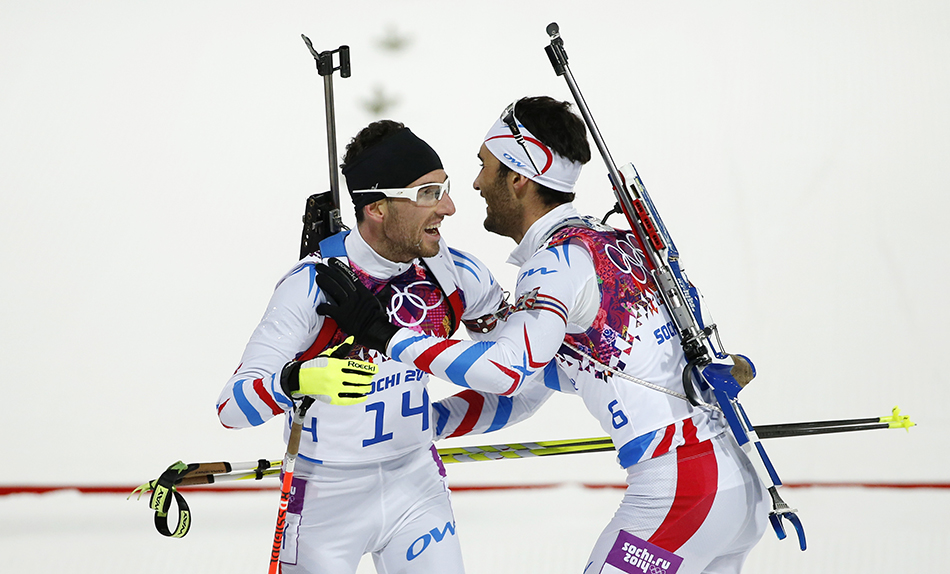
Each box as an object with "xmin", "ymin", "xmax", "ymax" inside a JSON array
[{"xmin": 280, "ymin": 337, "xmax": 376, "ymax": 405}]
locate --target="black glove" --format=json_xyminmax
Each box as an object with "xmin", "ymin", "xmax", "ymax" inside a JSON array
[{"xmin": 315, "ymin": 258, "xmax": 400, "ymax": 354}]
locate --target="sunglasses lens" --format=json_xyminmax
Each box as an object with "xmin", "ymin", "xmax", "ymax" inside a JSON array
[
  {"xmin": 416, "ymin": 185, "xmax": 440, "ymax": 205},
  {"xmin": 415, "ymin": 180, "xmax": 449, "ymax": 206}
]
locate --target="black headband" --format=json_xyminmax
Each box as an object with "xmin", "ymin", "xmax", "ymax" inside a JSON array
[{"xmin": 342, "ymin": 128, "xmax": 443, "ymax": 212}]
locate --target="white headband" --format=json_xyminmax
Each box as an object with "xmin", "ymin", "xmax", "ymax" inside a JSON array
[{"xmin": 483, "ymin": 118, "xmax": 583, "ymax": 193}]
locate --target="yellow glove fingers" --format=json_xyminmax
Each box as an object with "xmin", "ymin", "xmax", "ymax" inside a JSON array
[
  {"xmin": 296, "ymin": 355, "xmax": 377, "ymax": 406},
  {"xmin": 342, "ymin": 382, "xmax": 372, "ymax": 388},
  {"xmin": 338, "ymin": 359, "xmax": 377, "ymax": 376}
]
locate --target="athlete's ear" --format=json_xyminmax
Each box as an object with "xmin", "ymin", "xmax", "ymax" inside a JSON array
[
  {"xmin": 364, "ymin": 199, "xmax": 388, "ymax": 223},
  {"xmin": 509, "ymin": 171, "xmax": 535, "ymax": 199}
]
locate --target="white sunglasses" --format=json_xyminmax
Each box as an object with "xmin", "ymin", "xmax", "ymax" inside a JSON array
[{"xmin": 353, "ymin": 177, "xmax": 451, "ymax": 207}]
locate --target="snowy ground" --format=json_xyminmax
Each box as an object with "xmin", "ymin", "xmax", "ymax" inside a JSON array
[{"xmin": 2, "ymin": 484, "xmax": 947, "ymax": 573}]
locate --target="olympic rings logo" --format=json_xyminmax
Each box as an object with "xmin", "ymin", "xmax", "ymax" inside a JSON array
[
  {"xmin": 386, "ymin": 281, "xmax": 444, "ymax": 328},
  {"xmin": 605, "ymin": 234, "xmax": 649, "ymax": 284}
]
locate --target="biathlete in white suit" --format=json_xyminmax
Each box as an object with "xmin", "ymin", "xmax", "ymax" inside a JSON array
[
  {"xmin": 316, "ymin": 97, "xmax": 770, "ymax": 574},
  {"xmin": 217, "ymin": 121, "xmax": 550, "ymax": 574}
]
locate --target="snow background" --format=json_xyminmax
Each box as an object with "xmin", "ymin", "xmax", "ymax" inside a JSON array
[{"xmin": 2, "ymin": 1, "xmax": 948, "ymax": 571}]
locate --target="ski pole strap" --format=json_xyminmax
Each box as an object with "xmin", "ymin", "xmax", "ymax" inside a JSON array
[
  {"xmin": 153, "ymin": 487, "xmax": 191, "ymax": 538},
  {"xmin": 135, "ymin": 461, "xmax": 198, "ymax": 538}
]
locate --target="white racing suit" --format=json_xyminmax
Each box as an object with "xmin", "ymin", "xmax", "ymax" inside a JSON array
[
  {"xmin": 217, "ymin": 229, "xmax": 551, "ymax": 574},
  {"xmin": 385, "ymin": 204, "xmax": 768, "ymax": 574}
]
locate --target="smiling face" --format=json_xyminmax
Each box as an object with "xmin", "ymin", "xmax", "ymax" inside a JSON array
[
  {"xmin": 474, "ymin": 144, "xmax": 524, "ymax": 240},
  {"xmin": 376, "ymin": 168, "xmax": 455, "ymax": 262}
]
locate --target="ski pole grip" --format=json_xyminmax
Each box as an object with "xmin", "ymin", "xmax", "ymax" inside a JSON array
[
  {"xmin": 287, "ymin": 424, "xmax": 303, "ymax": 457},
  {"xmin": 188, "ymin": 462, "xmax": 231, "ymax": 476},
  {"xmin": 287, "ymin": 397, "xmax": 315, "ymax": 457}
]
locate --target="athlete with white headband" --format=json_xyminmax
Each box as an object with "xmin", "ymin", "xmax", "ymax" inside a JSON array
[
  {"xmin": 218, "ymin": 119, "xmax": 551, "ymax": 574},
  {"xmin": 317, "ymin": 96, "xmax": 769, "ymax": 574},
  {"xmin": 482, "ymin": 100, "xmax": 584, "ymax": 193}
]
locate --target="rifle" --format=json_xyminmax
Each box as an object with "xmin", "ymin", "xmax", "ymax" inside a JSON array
[
  {"xmin": 266, "ymin": 36, "xmax": 350, "ymax": 574},
  {"xmin": 544, "ymin": 22, "xmax": 807, "ymax": 551},
  {"xmin": 298, "ymin": 37, "xmax": 350, "ymax": 259}
]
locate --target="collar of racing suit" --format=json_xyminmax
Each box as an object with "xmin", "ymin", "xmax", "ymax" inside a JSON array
[
  {"xmin": 506, "ymin": 203, "xmax": 582, "ymax": 266},
  {"xmin": 345, "ymin": 226, "xmax": 416, "ymax": 279}
]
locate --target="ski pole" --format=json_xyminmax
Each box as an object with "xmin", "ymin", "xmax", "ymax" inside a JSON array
[
  {"xmin": 757, "ymin": 424, "xmax": 890, "ymax": 439},
  {"xmin": 757, "ymin": 406, "xmax": 914, "ymax": 434},
  {"xmin": 128, "ymin": 408, "xmax": 912, "ymax": 536},
  {"xmin": 174, "ymin": 464, "xmax": 282, "ymax": 486},
  {"xmin": 161, "ymin": 416, "xmax": 907, "ymax": 486},
  {"xmin": 156, "ymin": 408, "xmax": 913, "ymax": 483},
  {"xmin": 438, "ymin": 436, "xmax": 617, "ymax": 463},
  {"xmin": 437, "ymin": 411, "xmax": 914, "ymax": 462},
  {"xmin": 268, "ymin": 396, "xmax": 314, "ymax": 574}
]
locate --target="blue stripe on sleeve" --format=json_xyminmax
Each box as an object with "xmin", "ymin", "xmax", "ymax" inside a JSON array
[
  {"xmin": 433, "ymin": 401, "xmax": 450, "ymax": 437},
  {"xmin": 390, "ymin": 334, "xmax": 429, "ymax": 361},
  {"xmin": 233, "ymin": 379, "xmax": 265, "ymax": 427},
  {"xmin": 543, "ymin": 361, "xmax": 562, "ymax": 391},
  {"xmin": 270, "ymin": 374, "xmax": 294, "ymax": 409},
  {"xmin": 486, "ymin": 396, "xmax": 513, "ymax": 433},
  {"xmin": 444, "ymin": 341, "xmax": 495, "ymax": 388}
]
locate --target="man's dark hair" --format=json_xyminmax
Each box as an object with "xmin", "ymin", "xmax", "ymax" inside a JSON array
[
  {"xmin": 341, "ymin": 120, "xmax": 405, "ymax": 222},
  {"xmin": 495, "ymin": 96, "xmax": 591, "ymax": 207}
]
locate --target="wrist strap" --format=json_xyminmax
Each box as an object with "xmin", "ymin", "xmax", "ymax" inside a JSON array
[{"xmin": 136, "ymin": 461, "xmax": 198, "ymax": 538}]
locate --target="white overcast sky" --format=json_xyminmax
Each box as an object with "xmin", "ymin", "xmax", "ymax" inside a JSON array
[{"xmin": 1, "ymin": 1, "xmax": 948, "ymax": 486}]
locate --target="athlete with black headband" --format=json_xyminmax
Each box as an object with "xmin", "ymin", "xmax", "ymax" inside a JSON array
[
  {"xmin": 217, "ymin": 120, "xmax": 551, "ymax": 574},
  {"xmin": 317, "ymin": 99, "xmax": 769, "ymax": 574}
]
